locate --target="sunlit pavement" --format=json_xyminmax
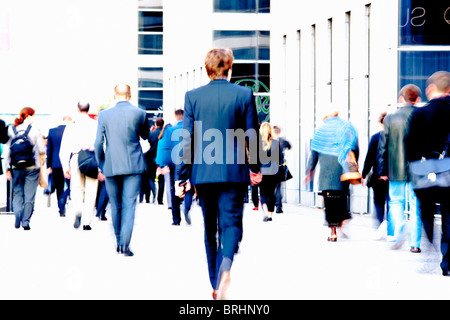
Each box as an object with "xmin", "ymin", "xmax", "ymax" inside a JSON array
[{"xmin": 0, "ymin": 189, "xmax": 449, "ymax": 300}]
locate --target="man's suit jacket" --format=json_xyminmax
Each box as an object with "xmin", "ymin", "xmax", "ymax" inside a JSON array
[
  {"xmin": 47, "ymin": 124, "xmax": 66, "ymax": 169},
  {"xmin": 176, "ymin": 79, "xmax": 260, "ymax": 186},
  {"xmin": 94, "ymin": 101, "xmax": 150, "ymax": 177}
]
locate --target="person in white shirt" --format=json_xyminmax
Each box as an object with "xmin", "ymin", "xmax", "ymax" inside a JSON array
[{"xmin": 60, "ymin": 102, "xmax": 104, "ymax": 230}]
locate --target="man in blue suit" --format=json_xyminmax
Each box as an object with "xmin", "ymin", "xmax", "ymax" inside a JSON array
[
  {"xmin": 94, "ymin": 84, "xmax": 150, "ymax": 256},
  {"xmin": 47, "ymin": 115, "xmax": 72, "ymax": 216},
  {"xmin": 176, "ymin": 48, "xmax": 262, "ymax": 299}
]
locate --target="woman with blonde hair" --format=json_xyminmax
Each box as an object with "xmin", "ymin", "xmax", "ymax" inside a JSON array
[
  {"xmin": 259, "ymin": 122, "xmax": 283, "ymax": 222},
  {"xmin": 4, "ymin": 107, "xmax": 46, "ymax": 230}
]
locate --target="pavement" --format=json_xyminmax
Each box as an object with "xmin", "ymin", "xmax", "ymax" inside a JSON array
[{"xmin": 0, "ymin": 189, "xmax": 449, "ymax": 300}]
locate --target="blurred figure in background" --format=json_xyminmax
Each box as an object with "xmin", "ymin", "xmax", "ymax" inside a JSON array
[
  {"xmin": 47, "ymin": 115, "xmax": 72, "ymax": 217},
  {"xmin": 378, "ymin": 84, "xmax": 422, "ymax": 253},
  {"xmin": 273, "ymin": 125, "xmax": 291, "ymax": 214},
  {"xmin": 362, "ymin": 112, "xmax": 391, "ymax": 239},
  {"xmin": 4, "ymin": 107, "xmax": 46, "ymax": 230},
  {"xmin": 305, "ymin": 106, "xmax": 358, "ymax": 242},
  {"xmin": 148, "ymin": 118, "xmax": 165, "ymax": 205},
  {"xmin": 259, "ymin": 122, "xmax": 283, "ymax": 222},
  {"xmin": 60, "ymin": 102, "xmax": 100, "ymax": 231},
  {"xmin": 406, "ymin": 71, "xmax": 450, "ymax": 275}
]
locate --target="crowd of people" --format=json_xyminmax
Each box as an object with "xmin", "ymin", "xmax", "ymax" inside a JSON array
[{"xmin": 0, "ymin": 47, "xmax": 449, "ymax": 299}]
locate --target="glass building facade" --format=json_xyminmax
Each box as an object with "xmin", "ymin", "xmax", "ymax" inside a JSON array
[
  {"xmin": 398, "ymin": 0, "xmax": 450, "ymax": 100},
  {"xmin": 138, "ymin": 0, "xmax": 164, "ymax": 123}
]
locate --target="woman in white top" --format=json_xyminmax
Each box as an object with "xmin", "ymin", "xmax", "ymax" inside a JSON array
[{"xmin": 4, "ymin": 107, "xmax": 46, "ymax": 230}]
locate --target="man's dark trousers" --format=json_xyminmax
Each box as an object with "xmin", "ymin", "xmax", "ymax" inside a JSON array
[{"xmin": 196, "ymin": 183, "xmax": 246, "ymax": 289}]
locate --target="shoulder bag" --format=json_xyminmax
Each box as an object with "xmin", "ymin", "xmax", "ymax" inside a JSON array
[{"xmin": 410, "ymin": 134, "xmax": 450, "ymax": 190}]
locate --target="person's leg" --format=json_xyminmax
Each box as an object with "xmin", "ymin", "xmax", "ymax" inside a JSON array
[
  {"xmin": 196, "ymin": 184, "xmax": 220, "ymax": 290},
  {"xmin": 216, "ymin": 184, "xmax": 245, "ymax": 295},
  {"xmin": 21, "ymin": 168, "xmax": 40, "ymax": 228},
  {"xmin": 11, "ymin": 169, "xmax": 25, "ymax": 228},
  {"xmin": 388, "ymin": 181, "xmax": 407, "ymax": 245},
  {"xmin": 438, "ymin": 187, "xmax": 450, "ymax": 274},
  {"xmin": 407, "ymin": 182, "xmax": 422, "ymax": 250},
  {"xmin": 69, "ymin": 155, "xmax": 84, "ymax": 228},
  {"xmin": 82, "ymin": 176, "xmax": 99, "ymax": 228},
  {"xmin": 105, "ymin": 176, "xmax": 123, "ymax": 248},
  {"xmin": 169, "ymin": 165, "xmax": 181, "ymax": 225},
  {"xmin": 120, "ymin": 174, "xmax": 141, "ymax": 253}
]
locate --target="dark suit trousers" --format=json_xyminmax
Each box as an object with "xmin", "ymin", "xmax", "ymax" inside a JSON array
[
  {"xmin": 415, "ymin": 187, "xmax": 450, "ymax": 272},
  {"xmin": 196, "ymin": 183, "xmax": 247, "ymax": 289}
]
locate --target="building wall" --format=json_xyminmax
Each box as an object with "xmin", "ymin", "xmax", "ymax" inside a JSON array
[{"xmin": 270, "ymin": 0, "xmax": 399, "ymax": 212}]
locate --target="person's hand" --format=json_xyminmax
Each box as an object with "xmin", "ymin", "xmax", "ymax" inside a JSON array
[
  {"xmin": 64, "ymin": 170, "xmax": 71, "ymax": 180},
  {"xmin": 97, "ymin": 172, "xmax": 106, "ymax": 182},
  {"xmin": 5, "ymin": 170, "xmax": 11, "ymax": 181},
  {"xmin": 175, "ymin": 180, "xmax": 191, "ymax": 198},
  {"xmin": 250, "ymin": 171, "xmax": 262, "ymax": 186},
  {"xmin": 379, "ymin": 176, "xmax": 388, "ymax": 181}
]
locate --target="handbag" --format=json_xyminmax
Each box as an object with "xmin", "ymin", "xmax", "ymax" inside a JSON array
[
  {"xmin": 278, "ymin": 162, "xmax": 293, "ymax": 182},
  {"xmin": 78, "ymin": 149, "xmax": 99, "ymax": 179},
  {"xmin": 410, "ymin": 134, "xmax": 450, "ymax": 190}
]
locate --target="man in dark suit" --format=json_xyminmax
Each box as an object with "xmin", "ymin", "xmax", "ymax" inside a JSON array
[
  {"xmin": 147, "ymin": 118, "xmax": 164, "ymax": 204},
  {"xmin": 47, "ymin": 115, "xmax": 72, "ymax": 216},
  {"xmin": 94, "ymin": 84, "xmax": 150, "ymax": 256},
  {"xmin": 175, "ymin": 48, "xmax": 262, "ymax": 299},
  {"xmin": 406, "ymin": 71, "xmax": 450, "ymax": 275}
]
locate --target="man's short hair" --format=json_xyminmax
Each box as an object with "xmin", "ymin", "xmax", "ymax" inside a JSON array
[
  {"xmin": 155, "ymin": 118, "xmax": 164, "ymax": 127},
  {"xmin": 399, "ymin": 84, "xmax": 421, "ymax": 103},
  {"xmin": 426, "ymin": 71, "xmax": 450, "ymax": 93},
  {"xmin": 174, "ymin": 109, "xmax": 184, "ymax": 118},
  {"xmin": 78, "ymin": 101, "xmax": 90, "ymax": 112},
  {"xmin": 204, "ymin": 48, "xmax": 234, "ymax": 81}
]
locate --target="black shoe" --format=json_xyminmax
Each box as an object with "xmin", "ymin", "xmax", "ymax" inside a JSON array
[
  {"xmin": 100, "ymin": 216, "xmax": 107, "ymax": 221},
  {"xmin": 74, "ymin": 215, "xmax": 81, "ymax": 229},
  {"xmin": 23, "ymin": 226, "xmax": 31, "ymax": 231},
  {"xmin": 443, "ymin": 270, "xmax": 450, "ymax": 277},
  {"xmin": 83, "ymin": 225, "xmax": 92, "ymax": 231},
  {"xmin": 171, "ymin": 222, "xmax": 180, "ymax": 226},
  {"xmin": 276, "ymin": 207, "xmax": 283, "ymax": 214}
]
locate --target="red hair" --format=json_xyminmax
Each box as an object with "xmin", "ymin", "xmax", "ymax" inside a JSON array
[{"xmin": 14, "ymin": 107, "xmax": 35, "ymax": 127}]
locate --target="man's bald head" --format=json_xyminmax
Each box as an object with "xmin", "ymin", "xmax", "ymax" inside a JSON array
[{"xmin": 114, "ymin": 84, "xmax": 131, "ymax": 101}]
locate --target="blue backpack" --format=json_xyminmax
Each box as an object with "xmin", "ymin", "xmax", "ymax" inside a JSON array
[{"xmin": 10, "ymin": 125, "xmax": 35, "ymax": 169}]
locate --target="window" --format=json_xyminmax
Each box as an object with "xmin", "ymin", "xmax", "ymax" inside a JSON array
[
  {"xmin": 138, "ymin": 34, "xmax": 162, "ymax": 55},
  {"xmin": 138, "ymin": 67, "xmax": 163, "ymax": 88},
  {"xmin": 138, "ymin": 91, "xmax": 163, "ymax": 111},
  {"xmin": 213, "ymin": 30, "xmax": 269, "ymax": 60},
  {"xmin": 139, "ymin": 11, "xmax": 163, "ymax": 32},
  {"xmin": 214, "ymin": 29, "xmax": 270, "ymax": 122},
  {"xmin": 213, "ymin": 0, "xmax": 270, "ymax": 13},
  {"xmin": 399, "ymin": 0, "xmax": 450, "ymax": 46},
  {"xmin": 399, "ymin": 51, "xmax": 450, "ymax": 100}
]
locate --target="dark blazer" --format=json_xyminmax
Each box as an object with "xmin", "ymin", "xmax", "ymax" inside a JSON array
[
  {"xmin": 406, "ymin": 96, "xmax": 450, "ymax": 162},
  {"xmin": 148, "ymin": 126, "xmax": 162, "ymax": 160},
  {"xmin": 378, "ymin": 105, "xmax": 416, "ymax": 181},
  {"xmin": 94, "ymin": 101, "xmax": 150, "ymax": 177},
  {"xmin": 46, "ymin": 124, "xmax": 66, "ymax": 169},
  {"xmin": 176, "ymin": 79, "xmax": 260, "ymax": 185},
  {"xmin": 0, "ymin": 119, "xmax": 8, "ymax": 175}
]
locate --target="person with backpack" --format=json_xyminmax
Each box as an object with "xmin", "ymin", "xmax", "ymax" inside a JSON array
[{"xmin": 3, "ymin": 107, "xmax": 46, "ymax": 230}]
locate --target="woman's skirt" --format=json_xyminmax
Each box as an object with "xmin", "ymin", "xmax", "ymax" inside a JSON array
[{"xmin": 322, "ymin": 189, "xmax": 351, "ymax": 227}]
